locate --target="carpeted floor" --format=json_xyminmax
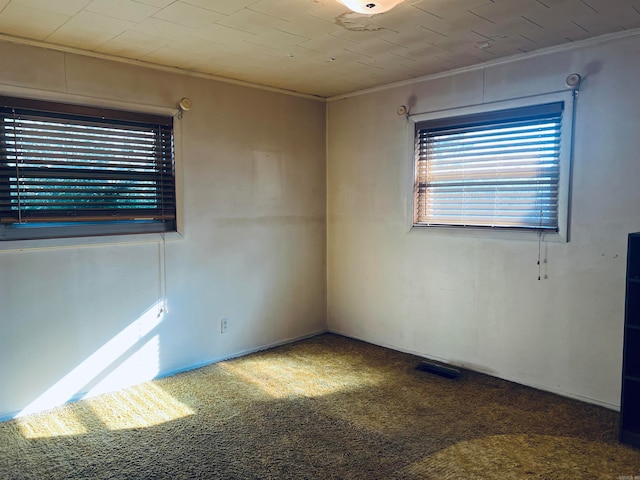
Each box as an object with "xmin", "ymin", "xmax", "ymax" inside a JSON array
[{"xmin": 1, "ymin": 333, "xmax": 639, "ymax": 479}]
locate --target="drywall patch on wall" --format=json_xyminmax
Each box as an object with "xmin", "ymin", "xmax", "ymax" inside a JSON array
[{"xmin": 253, "ymin": 150, "xmax": 282, "ymax": 201}]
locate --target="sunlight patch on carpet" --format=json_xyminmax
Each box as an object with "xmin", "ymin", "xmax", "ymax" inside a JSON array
[
  {"xmin": 219, "ymin": 355, "xmax": 383, "ymax": 398},
  {"xmin": 402, "ymin": 434, "xmax": 638, "ymax": 479},
  {"xmin": 17, "ymin": 409, "xmax": 88, "ymax": 439},
  {"xmin": 87, "ymin": 383, "xmax": 194, "ymax": 431},
  {"xmin": 17, "ymin": 383, "xmax": 194, "ymax": 438}
]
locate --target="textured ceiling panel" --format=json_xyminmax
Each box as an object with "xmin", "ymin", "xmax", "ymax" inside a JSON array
[{"xmin": 0, "ymin": 0, "xmax": 638, "ymax": 97}]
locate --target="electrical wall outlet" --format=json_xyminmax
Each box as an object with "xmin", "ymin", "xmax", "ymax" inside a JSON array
[{"xmin": 221, "ymin": 318, "xmax": 229, "ymax": 333}]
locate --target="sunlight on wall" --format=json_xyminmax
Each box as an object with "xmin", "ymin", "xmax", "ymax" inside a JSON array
[
  {"xmin": 85, "ymin": 335, "xmax": 160, "ymax": 398},
  {"xmin": 87, "ymin": 383, "xmax": 194, "ymax": 431},
  {"xmin": 17, "ymin": 409, "xmax": 88, "ymax": 439},
  {"xmin": 16, "ymin": 301, "xmax": 164, "ymax": 418},
  {"xmin": 220, "ymin": 355, "xmax": 383, "ymax": 399}
]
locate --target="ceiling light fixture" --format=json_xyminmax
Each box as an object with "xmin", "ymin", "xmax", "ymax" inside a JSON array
[{"xmin": 338, "ymin": 0, "xmax": 405, "ymax": 15}]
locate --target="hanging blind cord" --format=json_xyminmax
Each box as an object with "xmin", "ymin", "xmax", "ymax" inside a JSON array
[
  {"xmin": 158, "ymin": 123, "xmax": 168, "ymax": 317},
  {"xmin": 537, "ymin": 180, "xmax": 544, "ymax": 281},
  {"xmin": 537, "ymin": 231, "xmax": 543, "ymax": 281}
]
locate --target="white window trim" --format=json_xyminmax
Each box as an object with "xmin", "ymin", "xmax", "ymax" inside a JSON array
[
  {"xmin": 0, "ymin": 88, "xmax": 185, "ymax": 251},
  {"xmin": 407, "ymin": 91, "xmax": 575, "ymax": 243}
]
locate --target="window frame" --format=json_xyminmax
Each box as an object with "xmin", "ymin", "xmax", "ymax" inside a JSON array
[
  {"xmin": 0, "ymin": 95, "xmax": 182, "ymax": 245},
  {"xmin": 408, "ymin": 91, "xmax": 574, "ymax": 242}
]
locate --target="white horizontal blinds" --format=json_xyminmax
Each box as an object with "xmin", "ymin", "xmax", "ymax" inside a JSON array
[
  {"xmin": 415, "ymin": 102, "xmax": 563, "ymax": 229},
  {"xmin": 0, "ymin": 99, "xmax": 174, "ymax": 226}
]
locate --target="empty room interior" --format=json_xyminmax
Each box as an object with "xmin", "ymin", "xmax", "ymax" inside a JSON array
[{"xmin": 1, "ymin": 0, "xmax": 640, "ymax": 478}]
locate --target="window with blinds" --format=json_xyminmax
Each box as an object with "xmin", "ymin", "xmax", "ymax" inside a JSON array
[
  {"xmin": 0, "ymin": 97, "xmax": 175, "ymax": 241},
  {"xmin": 414, "ymin": 102, "xmax": 564, "ymax": 230}
]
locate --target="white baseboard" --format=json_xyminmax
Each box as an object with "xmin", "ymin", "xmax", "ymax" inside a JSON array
[
  {"xmin": 156, "ymin": 329, "xmax": 327, "ymax": 380},
  {"xmin": 0, "ymin": 328, "xmax": 327, "ymax": 423},
  {"xmin": 327, "ymin": 328, "xmax": 620, "ymax": 412}
]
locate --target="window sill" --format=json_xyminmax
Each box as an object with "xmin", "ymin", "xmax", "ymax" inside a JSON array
[
  {"xmin": 0, "ymin": 230, "xmax": 184, "ymax": 252},
  {"xmin": 409, "ymin": 224, "xmax": 568, "ymax": 243}
]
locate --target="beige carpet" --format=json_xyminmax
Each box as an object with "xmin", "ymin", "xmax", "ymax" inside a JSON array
[{"xmin": 1, "ymin": 333, "xmax": 639, "ymax": 479}]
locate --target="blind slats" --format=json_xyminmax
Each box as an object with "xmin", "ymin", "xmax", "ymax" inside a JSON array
[
  {"xmin": 0, "ymin": 102, "xmax": 175, "ymax": 228},
  {"xmin": 2, "ymin": 124, "xmax": 168, "ymax": 143},
  {"xmin": 414, "ymin": 102, "xmax": 563, "ymax": 229}
]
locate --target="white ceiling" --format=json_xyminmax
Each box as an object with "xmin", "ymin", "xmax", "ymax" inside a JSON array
[{"xmin": 0, "ymin": 0, "xmax": 639, "ymax": 98}]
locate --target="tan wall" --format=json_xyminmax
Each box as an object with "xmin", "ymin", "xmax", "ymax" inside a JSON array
[
  {"xmin": 0, "ymin": 42, "xmax": 326, "ymax": 418},
  {"xmin": 3, "ymin": 32, "xmax": 639, "ymax": 418},
  {"xmin": 327, "ymin": 34, "xmax": 640, "ymax": 409}
]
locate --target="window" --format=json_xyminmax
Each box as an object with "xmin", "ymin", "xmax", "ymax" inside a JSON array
[
  {"xmin": 0, "ymin": 97, "xmax": 176, "ymax": 241},
  {"xmin": 413, "ymin": 100, "xmax": 570, "ymax": 235}
]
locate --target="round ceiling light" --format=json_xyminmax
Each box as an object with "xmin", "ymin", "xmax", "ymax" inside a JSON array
[{"xmin": 338, "ymin": 0, "xmax": 405, "ymax": 15}]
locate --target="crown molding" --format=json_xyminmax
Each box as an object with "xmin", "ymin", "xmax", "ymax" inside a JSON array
[
  {"xmin": 326, "ymin": 27, "xmax": 640, "ymax": 102},
  {"xmin": 2, "ymin": 25, "xmax": 639, "ymax": 103},
  {"xmin": 0, "ymin": 34, "xmax": 325, "ymax": 102}
]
